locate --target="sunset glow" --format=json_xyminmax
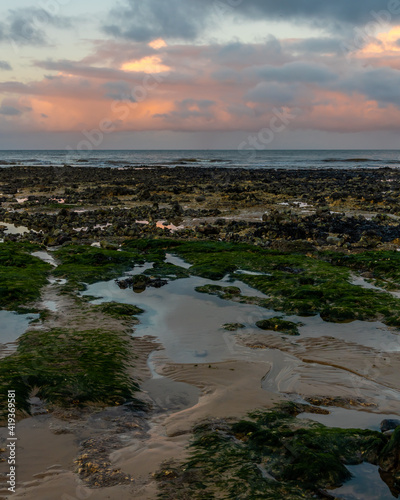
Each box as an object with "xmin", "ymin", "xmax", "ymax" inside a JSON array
[
  {"xmin": 149, "ymin": 38, "xmax": 168, "ymax": 49},
  {"xmin": 121, "ymin": 56, "xmax": 170, "ymax": 73},
  {"xmin": 360, "ymin": 25, "xmax": 400, "ymax": 55},
  {"xmin": 2, "ymin": 1, "xmax": 400, "ymax": 148}
]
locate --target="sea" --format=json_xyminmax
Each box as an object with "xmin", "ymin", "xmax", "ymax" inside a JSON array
[{"xmin": 0, "ymin": 150, "xmax": 400, "ymax": 169}]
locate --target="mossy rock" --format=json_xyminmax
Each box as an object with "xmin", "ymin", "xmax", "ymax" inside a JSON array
[
  {"xmin": 144, "ymin": 262, "xmax": 190, "ymax": 280},
  {"xmin": 196, "ymin": 284, "xmax": 241, "ymax": 299},
  {"xmin": 222, "ymin": 323, "xmax": 245, "ymax": 331},
  {"xmin": 256, "ymin": 317, "xmax": 302, "ymax": 335},
  {"xmin": 0, "ymin": 328, "xmax": 141, "ymax": 416},
  {"xmin": 320, "ymin": 306, "xmax": 357, "ymax": 323},
  {"xmin": 95, "ymin": 302, "xmax": 144, "ymax": 319}
]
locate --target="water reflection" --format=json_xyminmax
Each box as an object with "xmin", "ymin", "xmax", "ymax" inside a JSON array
[{"xmin": 329, "ymin": 463, "xmax": 396, "ymax": 499}]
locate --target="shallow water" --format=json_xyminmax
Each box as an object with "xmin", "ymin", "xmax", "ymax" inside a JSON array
[
  {"xmin": 32, "ymin": 251, "xmax": 57, "ymax": 267},
  {"xmin": 0, "ymin": 310, "xmax": 38, "ymax": 344},
  {"xmin": 294, "ymin": 315, "xmax": 400, "ymax": 352},
  {"xmin": 43, "ymin": 300, "xmax": 57, "ymax": 312},
  {"xmin": 297, "ymin": 407, "xmax": 400, "ymax": 431},
  {"xmin": 351, "ymin": 274, "xmax": 400, "ymax": 300},
  {"xmin": 0, "ymin": 222, "xmax": 29, "ymax": 234},
  {"xmin": 328, "ymin": 463, "xmax": 396, "ymax": 499},
  {"xmin": 83, "ymin": 273, "xmax": 268, "ymax": 363}
]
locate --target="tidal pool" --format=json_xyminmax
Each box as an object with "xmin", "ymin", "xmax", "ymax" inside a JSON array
[
  {"xmin": 298, "ymin": 407, "xmax": 400, "ymax": 431},
  {"xmin": 0, "ymin": 310, "xmax": 38, "ymax": 344},
  {"xmin": 293, "ymin": 315, "xmax": 400, "ymax": 352},
  {"xmin": 328, "ymin": 463, "xmax": 396, "ymax": 499},
  {"xmin": 0, "ymin": 222, "xmax": 29, "ymax": 235},
  {"xmin": 83, "ymin": 271, "xmax": 269, "ymax": 363},
  {"xmin": 31, "ymin": 251, "xmax": 57, "ymax": 267}
]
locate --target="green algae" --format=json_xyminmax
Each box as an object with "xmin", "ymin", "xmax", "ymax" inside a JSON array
[
  {"xmin": 53, "ymin": 245, "xmax": 146, "ymax": 290},
  {"xmin": 159, "ymin": 240, "xmax": 400, "ymax": 326},
  {"xmin": 156, "ymin": 403, "xmax": 391, "ymax": 499},
  {"xmin": 326, "ymin": 250, "xmax": 400, "ymax": 289},
  {"xmin": 0, "ymin": 328, "xmax": 141, "ymax": 417},
  {"xmin": 256, "ymin": 317, "xmax": 303, "ymax": 336},
  {"xmin": 94, "ymin": 302, "xmax": 144, "ymax": 319},
  {"xmin": 0, "ymin": 242, "xmax": 52, "ymax": 310},
  {"xmin": 195, "ymin": 284, "xmax": 242, "ymax": 300},
  {"xmin": 222, "ymin": 323, "xmax": 246, "ymax": 331},
  {"xmin": 143, "ymin": 261, "xmax": 190, "ymax": 280}
]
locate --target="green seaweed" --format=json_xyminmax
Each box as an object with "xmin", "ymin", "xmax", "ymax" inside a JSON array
[
  {"xmin": 156, "ymin": 403, "xmax": 390, "ymax": 499},
  {"xmin": 0, "ymin": 242, "xmax": 51, "ymax": 309},
  {"xmin": 256, "ymin": 317, "xmax": 303, "ymax": 336},
  {"xmin": 222, "ymin": 323, "xmax": 246, "ymax": 331},
  {"xmin": 94, "ymin": 302, "xmax": 144, "ymax": 319},
  {"xmin": 0, "ymin": 328, "xmax": 141, "ymax": 417},
  {"xmin": 143, "ymin": 262, "xmax": 190, "ymax": 280},
  {"xmin": 53, "ymin": 245, "xmax": 146, "ymax": 290},
  {"xmin": 196, "ymin": 284, "xmax": 242, "ymax": 299},
  {"xmin": 161, "ymin": 240, "xmax": 400, "ymax": 326}
]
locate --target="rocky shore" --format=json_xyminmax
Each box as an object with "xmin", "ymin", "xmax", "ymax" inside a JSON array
[
  {"xmin": 1, "ymin": 166, "xmax": 400, "ymax": 251},
  {"xmin": 1, "ymin": 165, "xmax": 400, "ymax": 499}
]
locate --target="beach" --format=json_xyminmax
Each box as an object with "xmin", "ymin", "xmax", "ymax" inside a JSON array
[{"xmin": 0, "ymin": 164, "xmax": 400, "ymax": 499}]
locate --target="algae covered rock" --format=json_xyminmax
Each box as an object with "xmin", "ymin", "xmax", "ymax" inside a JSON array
[
  {"xmin": 95, "ymin": 302, "xmax": 144, "ymax": 319},
  {"xmin": 256, "ymin": 317, "xmax": 303, "ymax": 335},
  {"xmin": 222, "ymin": 323, "xmax": 245, "ymax": 331}
]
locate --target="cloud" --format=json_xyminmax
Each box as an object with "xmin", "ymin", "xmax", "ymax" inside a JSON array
[
  {"xmin": 339, "ymin": 67, "xmax": 400, "ymax": 106},
  {"xmin": 256, "ymin": 62, "xmax": 336, "ymax": 84},
  {"xmin": 0, "ymin": 98, "xmax": 32, "ymax": 116},
  {"xmin": 236, "ymin": 0, "xmax": 397, "ymax": 26},
  {"xmin": 102, "ymin": 0, "xmax": 400, "ymax": 44},
  {"xmin": 246, "ymin": 82, "xmax": 298, "ymax": 104},
  {"xmin": 102, "ymin": 81, "xmax": 136, "ymax": 102},
  {"xmin": 103, "ymin": 0, "xmax": 208, "ymax": 42},
  {"xmin": 0, "ymin": 105, "xmax": 21, "ymax": 116},
  {"xmin": 4, "ymin": 35, "xmax": 400, "ymax": 136},
  {"xmin": 0, "ymin": 7, "xmax": 72, "ymax": 46},
  {"xmin": 0, "ymin": 61, "xmax": 12, "ymax": 70},
  {"xmin": 154, "ymin": 99, "xmax": 215, "ymax": 122},
  {"xmin": 287, "ymin": 37, "xmax": 344, "ymax": 55}
]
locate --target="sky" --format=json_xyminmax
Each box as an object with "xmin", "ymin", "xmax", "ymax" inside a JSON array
[{"xmin": 1, "ymin": 0, "xmax": 400, "ymax": 150}]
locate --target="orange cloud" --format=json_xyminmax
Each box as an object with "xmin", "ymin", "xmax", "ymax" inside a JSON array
[
  {"xmin": 149, "ymin": 38, "xmax": 167, "ymax": 49},
  {"xmin": 121, "ymin": 56, "xmax": 170, "ymax": 73},
  {"xmin": 359, "ymin": 25, "xmax": 400, "ymax": 56}
]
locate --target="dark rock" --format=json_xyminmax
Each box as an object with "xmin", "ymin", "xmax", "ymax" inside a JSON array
[{"xmin": 381, "ymin": 419, "xmax": 400, "ymax": 433}]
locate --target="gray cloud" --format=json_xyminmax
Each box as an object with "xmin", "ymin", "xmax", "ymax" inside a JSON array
[
  {"xmin": 257, "ymin": 62, "xmax": 336, "ymax": 84},
  {"xmin": 0, "ymin": 61, "xmax": 12, "ymax": 70},
  {"xmin": 236, "ymin": 0, "xmax": 398, "ymax": 25},
  {"xmin": 0, "ymin": 105, "xmax": 21, "ymax": 116},
  {"xmin": 154, "ymin": 98, "xmax": 215, "ymax": 121},
  {"xmin": 287, "ymin": 37, "xmax": 344, "ymax": 55},
  {"xmin": 340, "ymin": 68, "xmax": 400, "ymax": 107},
  {"xmin": 102, "ymin": 81, "xmax": 136, "ymax": 101},
  {"xmin": 103, "ymin": 0, "xmax": 208, "ymax": 42},
  {"xmin": 0, "ymin": 7, "xmax": 72, "ymax": 46},
  {"xmin": 102, "ymin": 0, "xmax": 400, "ymax": 42},
  {"xmin": 246, "ymin": 82, "xmax": 297, "ymax": 104}
]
